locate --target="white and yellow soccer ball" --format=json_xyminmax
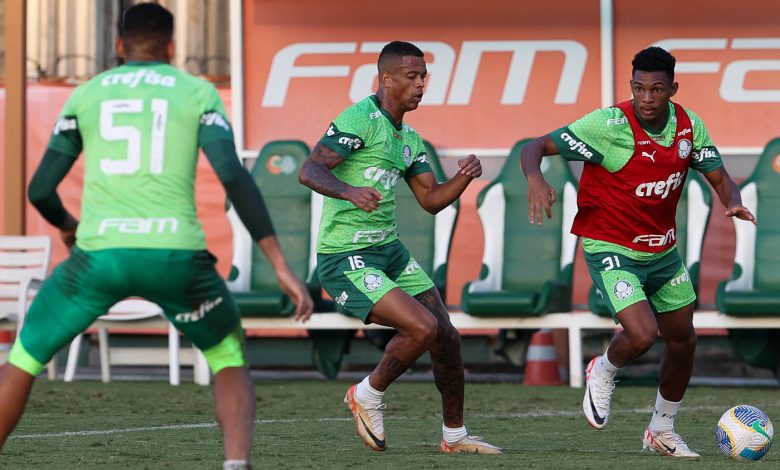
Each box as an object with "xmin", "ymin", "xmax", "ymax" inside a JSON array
[{"xmin": 716, "ymin": 405, "xmax": 773, "ymax": 461}]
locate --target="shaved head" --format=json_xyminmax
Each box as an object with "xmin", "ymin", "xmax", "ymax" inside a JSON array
[{"xmin": 378, "ymin": 41, "xmax": 424, "ymax": 74}]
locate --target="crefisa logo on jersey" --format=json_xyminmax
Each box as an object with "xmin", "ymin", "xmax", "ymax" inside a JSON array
[
  {"xmin": 402, "ymin": 145, "xmax": 413, "ymax": 166},
  {"xmin": 363, "ymin": 273, "xmax": 384, "ymax": 292},
  {"xmin": 677, "ymin": 139, "xmax": 693, "ymax": 159}
]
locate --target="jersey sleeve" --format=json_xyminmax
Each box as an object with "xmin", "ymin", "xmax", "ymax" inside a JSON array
[
  {"xmin": 318, "ymin": 105, "xmax": 371, "ymax": 158},
  {"xmin": 550, "ymin": 108, "xmax": 612, "ymax": 165},
  {"xmin": 197, "ymin": 84, "xmax": 234, "ymax": 147},
  {"xmin": 47, "ymin": 86, "xmax": 85, "ymax": 158},
  {"xmin": 685, "ymin": 108, "xmax": 723, "ymax": 174},
  {"xmin": 405, "ymin": 134, "xmax": 433, "ymax": 178}
]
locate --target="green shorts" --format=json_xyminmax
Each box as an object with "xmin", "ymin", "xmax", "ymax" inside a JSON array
[
  {"xmin": 11, "ymin": 247, "xmax": 244, "ymax": 375},
  {"xmin": 585, "ymin": 246, "xmax": 696, "ymax": 319},
  {"xmin": 316, "ymin": 239, "xmax": 435, "ymax": 322}
]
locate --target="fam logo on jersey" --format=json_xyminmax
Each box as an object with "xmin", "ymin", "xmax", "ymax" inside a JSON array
[
  {"xmin": 363, "ymin": 273, "xmax": 384, "ymax": 292},
  {"xmin": 266, "ymin": 154, "xmax": 297, "ymax": 175},
  {"xmin": 677, "ymin": 139, "xmax": 693, "ymax": 159},
  {"xmin": 613, "ymin": 280, "xmax": 634, "ymax": 300},
  {"xmin": 402, "ymin": 145, "xmax": 413, "ymax": 166},
  {"xmin": 606, "ymin": 117, "xmax": 627, "ymax": 126},
  {"xmin": 633, "ymin": 228, "xmax": 676, "ymax": 247}
]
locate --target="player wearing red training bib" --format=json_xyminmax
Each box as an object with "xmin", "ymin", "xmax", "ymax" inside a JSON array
[{"xmin": 521, "ymin": 46, "xmax": 755, "ymax": 458}]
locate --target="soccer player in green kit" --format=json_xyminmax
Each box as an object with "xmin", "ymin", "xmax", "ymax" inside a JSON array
[
  {"xmin": 299, "ymin": 41, "xmax": 501, "ymax": 454},
  {"xmin": 0, "ymin": 4, "xmax": 313, "ymax": 469},
  {"xmin": 521, "ymin": 46, "xmax": 756, "ymax": 457}
]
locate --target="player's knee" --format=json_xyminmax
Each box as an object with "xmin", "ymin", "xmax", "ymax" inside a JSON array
[
  {"xmin": 629, "ymin": 330, "xmax": 656, "ymax": 355},
  {"xmin": 667, "ymin": 330, "xmax": 697, "ymax": 351},
  {"xmin": 411, "ymin": 314, "xmax": 438, "ymax": 347},
  {"xmin": 437, "ymin": 322, "xmax": 461, "ymax": 348}
]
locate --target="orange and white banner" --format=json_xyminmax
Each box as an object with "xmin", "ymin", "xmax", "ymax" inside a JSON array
[
  {"xmin": 241, "ymin": 0, "xmax": 603, "ymax": 153},
  {"xmin": 240, "ymin": 0, "xmax": 780, "ymax": 153}
]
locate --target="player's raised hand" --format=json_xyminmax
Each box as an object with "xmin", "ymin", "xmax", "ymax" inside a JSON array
[
  {"xmin": 725, "ymin": 204, "xmax": 757, "ymax": 225},
  {"xmin": 346, "ymin": 186, "xmax": 383, "ymax": 212},
  {"xmin": 527, "ymin": 176, "xmax": 557, "ymax": 225},
  {"xmin": 457, "ymin": 154, "xmax": 482, "ymax": 178}
]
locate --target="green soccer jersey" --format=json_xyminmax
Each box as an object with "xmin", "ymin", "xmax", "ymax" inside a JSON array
[
  {"xmin": 550, "ymin": 101, "xmax": 723, "ymax": 259},
  {"xmin": 47, "ymin": 62, "xmax": 234, "ymax": 251},
  {"xmin": 316, "ymin": 95, "xmax": 433, "ymax": 253},
  {"xmin": 551, "ymin": 101, "xmax": 722, "ymax": 173}
]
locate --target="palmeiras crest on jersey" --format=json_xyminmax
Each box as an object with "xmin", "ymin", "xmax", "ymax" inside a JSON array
[
  {"xmin": 677, "ymin": 139, "xmax": 692, "ymax": 159},
  {"xmin": 613, "ymin": 280, "xmax": 634, "ymax": 300},
  {"xmin": 402, "ymin": 145, "xmax": 413, "ymax": 166},
  {"xmin": 363, "ymin": 273, "xmax": 384, "ymax": 292}
]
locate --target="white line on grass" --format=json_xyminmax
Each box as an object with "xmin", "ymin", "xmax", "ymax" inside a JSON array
[{"xmin": 7, "ymin": 405, "xmax": 725, "ymax": 441}]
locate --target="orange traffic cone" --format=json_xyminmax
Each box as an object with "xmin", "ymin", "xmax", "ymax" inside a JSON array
[{"xmin": 523, "ymin": 329, "xmax": 563, "ymax": 386}]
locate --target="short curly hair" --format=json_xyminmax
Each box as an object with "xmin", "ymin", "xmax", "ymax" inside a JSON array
[{"xmin": 632, "ymin": 46, "xmax": 676, "ymax": 82}]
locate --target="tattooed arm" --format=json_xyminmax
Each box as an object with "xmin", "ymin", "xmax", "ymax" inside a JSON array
[{"xmin": 299, "ymin": 143, "xmax": 383, "ymax": 212}]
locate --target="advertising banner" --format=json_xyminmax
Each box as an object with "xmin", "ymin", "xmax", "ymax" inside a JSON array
[{"xmin": 241, "ymin": 0, "xmax": 779, "ymax": 154}]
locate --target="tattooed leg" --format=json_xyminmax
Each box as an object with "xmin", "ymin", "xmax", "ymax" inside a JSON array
[
  {"xmin": 416, "ymin": 287, "xmax": 465, "ymax": 427},
  {"xmin": 366, "ymin": 287, "xmax": 438, "ymax": 391}
]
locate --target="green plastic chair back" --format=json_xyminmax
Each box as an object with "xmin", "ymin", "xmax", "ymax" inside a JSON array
[{"xmin": 462, "ymin": 139, "xmax": 579, "ymax": 316}]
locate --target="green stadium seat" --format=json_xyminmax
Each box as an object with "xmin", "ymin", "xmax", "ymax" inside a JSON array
[
  {"xmin": 588, "ymin": 169, "xmax": 713, "ymax": 316},
  {"xmin": 461, "ymin": 139, "xmax": 579, "ymax": 316},
  {"xmin": 716, "ymin": 138, "xmax": 780, "ymax": 316},
  {"xmin": 715, "ymin": 138, "xmax": 780, "ymax": 373},
  {"xmin": 227, "ymin": 140, "xmax": 321, "ymax": 316}
]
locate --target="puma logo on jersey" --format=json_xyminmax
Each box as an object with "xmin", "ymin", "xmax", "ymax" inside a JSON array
[
  {"xmin": 634, "ymin": 172, "xmax": 684, "ymax": 199},
  {"xmin": 641, "ymin": 151, "xmax": 656, "ymax": 162}
]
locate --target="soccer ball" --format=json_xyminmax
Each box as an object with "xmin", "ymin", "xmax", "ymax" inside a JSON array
[{"xmin": 716, "ymin": 405, "xmax": 773, "ymax": 461}]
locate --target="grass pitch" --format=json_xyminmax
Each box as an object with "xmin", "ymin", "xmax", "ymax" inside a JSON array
[{"xmin": 2, "ymin": 379, "xmax": 778, "ymax": 468}]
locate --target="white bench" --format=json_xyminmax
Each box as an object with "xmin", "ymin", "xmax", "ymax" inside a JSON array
[
  {"xmin": 79, "ymin": 310, "xmax": 780, "ymax": 388},
  {"xmin": 240, "ymin": 310, "xmax": 780, "ymax": 388}
]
